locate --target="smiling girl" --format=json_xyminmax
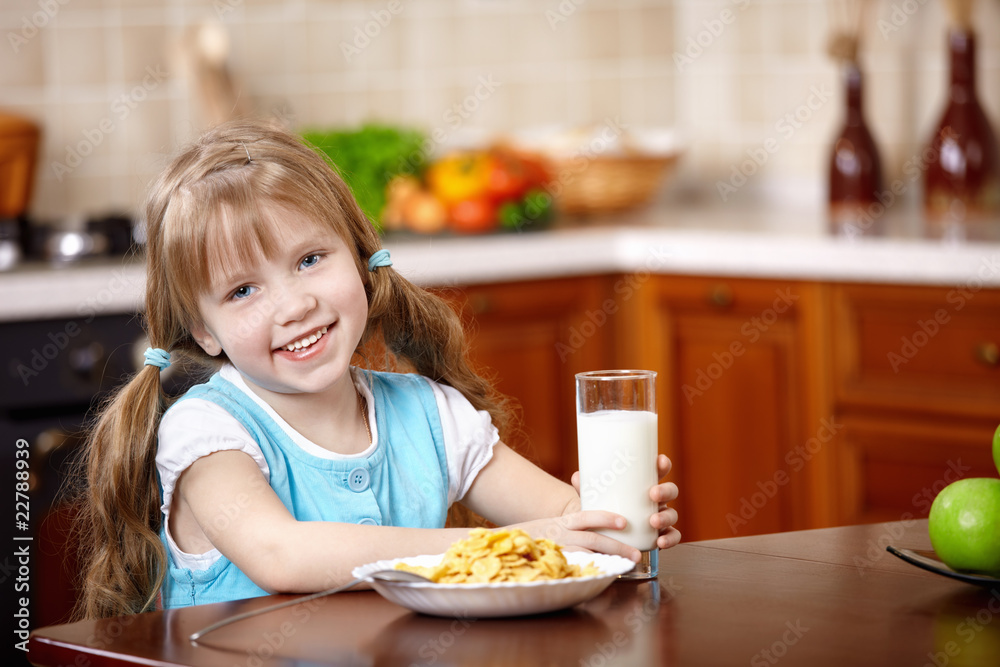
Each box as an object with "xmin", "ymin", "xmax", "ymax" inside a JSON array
[{"xmin": 73, "ymin": 119, "xmax": 681, "ymax": 619}]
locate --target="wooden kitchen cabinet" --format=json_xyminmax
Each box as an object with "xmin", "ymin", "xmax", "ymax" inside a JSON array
[
  {"xmin": 613, "ymin": 275, "xmax": 833, "ymax": 542},
  {"xmin": 830, "ymin": 283, "xmax": 1000, "ymax": 525},
  {"xmin": 436, "ymin": 274, "xmax": 998, "ymax": 542},
  {"xmin": 437, "ymin": 275, "xmax": 616, "ymax": 483},
  {"xmin": 442, "ymin": 273, "xmax": 836, "ymax": 542}
]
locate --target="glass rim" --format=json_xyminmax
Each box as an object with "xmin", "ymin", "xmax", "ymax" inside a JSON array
[{"xmin": 575, "ymin": 369, "xmax": 657, "ymax": 380}]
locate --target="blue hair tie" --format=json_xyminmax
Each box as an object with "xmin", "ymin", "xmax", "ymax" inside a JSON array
[
  {"xmin": 144, "ymin": 347, "xmax": 171, "ymax": 370},
  {"xmin": 368, "ymin": 249, "xmax": 392, "ymax": 272}
]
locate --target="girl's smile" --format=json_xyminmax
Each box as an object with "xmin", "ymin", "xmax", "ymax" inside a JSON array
[
  {"xmin": 270, "ymin": 322, "xmax": 339, "ymax": 366},
  {"xmin": 277, "ymin": 324, "xmax": 330, "ymax": 353}
]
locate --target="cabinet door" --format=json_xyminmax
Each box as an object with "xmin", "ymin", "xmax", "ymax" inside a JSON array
[
  {"xmin": 439, "ymin": 276, "xmax": 615, "ymax": 482},
  {"xmin": 835, "ymin": 415, "xmax": 997, "ymax": 526},
  {"xmin": 832, "ymin": 283, "xmax": 1000, "ymax": 417},
  {"xmin": 830, "ymin": 283, "xmax": 1000, "ymax": 525},
  {"xmin": 619, "ymin": 276, "xmax": 830, "ymax": 542}
]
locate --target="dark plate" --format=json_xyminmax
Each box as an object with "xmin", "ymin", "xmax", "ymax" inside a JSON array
[{"xmin": 886, "ymin": 546, "xmax": 1000, "ymax": 587}]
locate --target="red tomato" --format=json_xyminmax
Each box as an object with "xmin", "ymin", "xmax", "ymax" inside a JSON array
[
  {"xmin": 485, "ymin": 153, "xmax": 528, "ymax": 204},
  {"xmin": 449, "ymin": 197, "xmax": 497, "ymax": 234}
]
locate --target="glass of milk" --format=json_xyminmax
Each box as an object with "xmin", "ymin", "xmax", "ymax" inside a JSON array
[{"xmin": 576, "ymin": 370, "xmax": 659, "ymax": 579}]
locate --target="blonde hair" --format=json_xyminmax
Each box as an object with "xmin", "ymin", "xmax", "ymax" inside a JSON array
[{"xmin": 73, "ymin": 118, "xmax": 511, "ymax": 619}]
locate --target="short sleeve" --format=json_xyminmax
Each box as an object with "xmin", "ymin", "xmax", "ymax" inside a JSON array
[
  {"xmin": 422, "ymin": 378, "xmax": 500, "ymax": 505},
  {"xmin": 156, "ymin": 398, "xmax": 270, "ymax": 519}
]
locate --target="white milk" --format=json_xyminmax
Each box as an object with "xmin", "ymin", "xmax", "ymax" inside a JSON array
[{"xmin": 576, "ymin": 409, "xmax": 659, "ymax": 551}]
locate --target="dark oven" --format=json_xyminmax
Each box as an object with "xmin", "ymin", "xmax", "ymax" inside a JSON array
[{"xmin": 2, "ymin": 312, "xmax": 146, "ymax": 629}]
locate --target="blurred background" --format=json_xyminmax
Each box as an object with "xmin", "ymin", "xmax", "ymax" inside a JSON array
[{"xmin": 2, "ymin": 0, "xmax": 999, "ymax": 222}]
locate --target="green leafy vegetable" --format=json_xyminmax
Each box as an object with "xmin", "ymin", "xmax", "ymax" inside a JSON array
[{"xmin": 301, "ymin": 124, "xmax": 427, "ymax": 230}]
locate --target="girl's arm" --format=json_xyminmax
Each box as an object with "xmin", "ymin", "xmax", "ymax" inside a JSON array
[
  {"xmin": 175, "ymin": 443, "xmax": 680, "ymax": 593},
  {"xmin": 174, "ymin": 450, "xmax": 471, "ymax": 593},
  {"xmin": 461, "ymin": 443, "xmax": 681, "ymax": 557}
]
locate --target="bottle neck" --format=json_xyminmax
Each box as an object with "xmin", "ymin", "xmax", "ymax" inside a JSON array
[
  {"xmin": 843, "ymin": 63, "xmax": 863, "ymax": 126},
  {"xmin": 948, "ymin": 28, "xmax": 977, "ymax": 101}
]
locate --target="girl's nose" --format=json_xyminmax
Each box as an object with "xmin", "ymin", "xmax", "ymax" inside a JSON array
[{"xmin": 272, "ymin": 284, "xmax": 317, "ymax": 324}]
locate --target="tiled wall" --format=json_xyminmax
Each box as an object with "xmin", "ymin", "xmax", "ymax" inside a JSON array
[{"xmin": 1, "ymin": 0, "xmax": 998, "ymax": 221}]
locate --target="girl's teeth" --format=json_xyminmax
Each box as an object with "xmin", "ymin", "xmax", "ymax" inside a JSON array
[{"xmin": 284, "ymin": 326, "xmax": 328, "ymax": 352}]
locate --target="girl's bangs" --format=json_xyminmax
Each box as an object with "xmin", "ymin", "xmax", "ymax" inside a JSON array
[{"xmin": 163, "ymin": 177, "xmax": 285, "ymax": 317}]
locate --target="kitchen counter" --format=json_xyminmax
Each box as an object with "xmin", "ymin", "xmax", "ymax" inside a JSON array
[{"xmin": 3, "ymin": 202, "xmax": 1000, "ymax": 323}]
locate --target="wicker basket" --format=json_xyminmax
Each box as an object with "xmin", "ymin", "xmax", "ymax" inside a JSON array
[{"xmin": 547, "ymin": 151, "xmax": 681, "ymax": 216}]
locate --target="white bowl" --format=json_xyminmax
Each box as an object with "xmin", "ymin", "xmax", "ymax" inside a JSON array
[{"xmin": 352, "ymin": 551, "xmax": 636, "ymax": 618}]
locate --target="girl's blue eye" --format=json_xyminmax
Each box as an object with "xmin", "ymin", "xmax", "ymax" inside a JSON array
[
  {"xmin": 300, "ymin": 254, "xmax": 321, "ymax": 269},
  {"xmin": 231, "ymin": 285, "xmax": 256, "ymax": 300}
]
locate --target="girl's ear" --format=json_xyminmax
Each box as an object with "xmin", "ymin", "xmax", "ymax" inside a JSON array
[{"xmin": 190, "ymin": 321, "xmax": 223, "ymax": 356}]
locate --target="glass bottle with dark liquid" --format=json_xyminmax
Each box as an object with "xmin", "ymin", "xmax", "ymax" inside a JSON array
[
  {"xmin": 923, "ymin": 28, "xmax": 1000, "ymax": 241},
  {"xmin": 828, "ymin": 62, "xmax": 884, "ymax": 238}
]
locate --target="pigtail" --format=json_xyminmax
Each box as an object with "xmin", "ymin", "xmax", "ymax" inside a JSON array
[
  {"xmin": 365, "ymin": 267, "xmax": 514, "ymax": 438},
  {"xmin": 71, "ymin": 162, "xmax": 204, "ymax": 620},
  {"xmin": 71, "ymin": 362, "xmax": 167, "ymax": 620}
]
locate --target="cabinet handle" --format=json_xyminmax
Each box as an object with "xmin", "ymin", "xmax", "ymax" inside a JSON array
[
  {"xmin": 707, "ymin": 284, "xmax": 733, "ymax": 308},
  {"xmin": 975, "ymin": 342, "xmax": 999, "ymax": 368}
]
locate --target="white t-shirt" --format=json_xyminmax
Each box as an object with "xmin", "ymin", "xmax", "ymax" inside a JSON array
[{"xmin": 156, "ymin": 365, "xmax": 499, "ymax": 570}]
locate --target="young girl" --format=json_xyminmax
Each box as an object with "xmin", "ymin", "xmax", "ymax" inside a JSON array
[{"xmin": 74, "ymin": 118, "xmax": 681, "ymax": 619}]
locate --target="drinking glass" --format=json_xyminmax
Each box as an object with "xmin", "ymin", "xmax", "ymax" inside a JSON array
[{"xmin": 576, "ymin": 369, "xmax": 659, "ymax": 579}]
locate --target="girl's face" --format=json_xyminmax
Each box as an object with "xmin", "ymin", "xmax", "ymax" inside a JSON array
[{"xmin": 190, "ymin": 206, "xmax": 368, "ymax": 402}]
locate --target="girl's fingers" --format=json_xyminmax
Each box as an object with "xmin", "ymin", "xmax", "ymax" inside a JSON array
[
  {"xmin": 656, "ymin": 527, "xmax": 682, "ymax": 549},
  {"xmin": 558, "ymin": 530, "xmax": 642, "ymax": 562},
  {"xmin": 651, "ymin": 507, "xmax": 679, "ymax": 530},
  {"xmin": 657, "ymin": 454, "xmax": 673, "ymax": 477},
  {"xmin": 586, "ymin": 535, "xmax": 641, "ymax": 562},
  {"xmin": 559, "ymin": 510, "xmax": 627, "ymax": 532},
  {"xmin": 650, "ymin": 481, "xmax": 679, "ymax": 503},
  {"xmin": 528, "ymin": 514, "xmax": 642, "ymax": 562}
]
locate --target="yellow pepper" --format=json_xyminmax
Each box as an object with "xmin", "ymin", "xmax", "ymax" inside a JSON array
[{"xmin": 425, "ymin": 151, "xmax": 492, "ymax": 205}]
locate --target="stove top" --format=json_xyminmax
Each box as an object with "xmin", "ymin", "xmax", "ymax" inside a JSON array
[{"xmin": 2, "ymin": 212, "xmax": 137, "ymax": 269}]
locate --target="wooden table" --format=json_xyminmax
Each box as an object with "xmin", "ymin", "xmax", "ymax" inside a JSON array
[{"xmin": 27, "ymin": 520, "xmax": 1000, "ymax": 666}]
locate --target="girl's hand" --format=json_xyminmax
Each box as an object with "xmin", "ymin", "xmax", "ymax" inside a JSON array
[
  {"xmin": 512, "ymin": 511, "xmax": 646, "ymax": 563},
  {"xmin": 649, "ymin": 453, "xmax": 681, "ymax": 550},
  {"xmin": 569, "ymin": 453, "xmax": 681, "ymax": 552}
]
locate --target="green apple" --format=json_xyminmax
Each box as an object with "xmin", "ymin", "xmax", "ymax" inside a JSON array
[
  {"xmin": 993, "ymin": 423, "xmax": 1000, "ymax": 475},
  {"xmin": 928, "ymin": 477, "xmax": 1000, "ymax": 574}
]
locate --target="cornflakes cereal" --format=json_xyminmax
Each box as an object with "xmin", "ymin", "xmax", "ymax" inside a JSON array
[{"xmin": 396, "ymin": 528, "xmax": 601, "ymax": 583}]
